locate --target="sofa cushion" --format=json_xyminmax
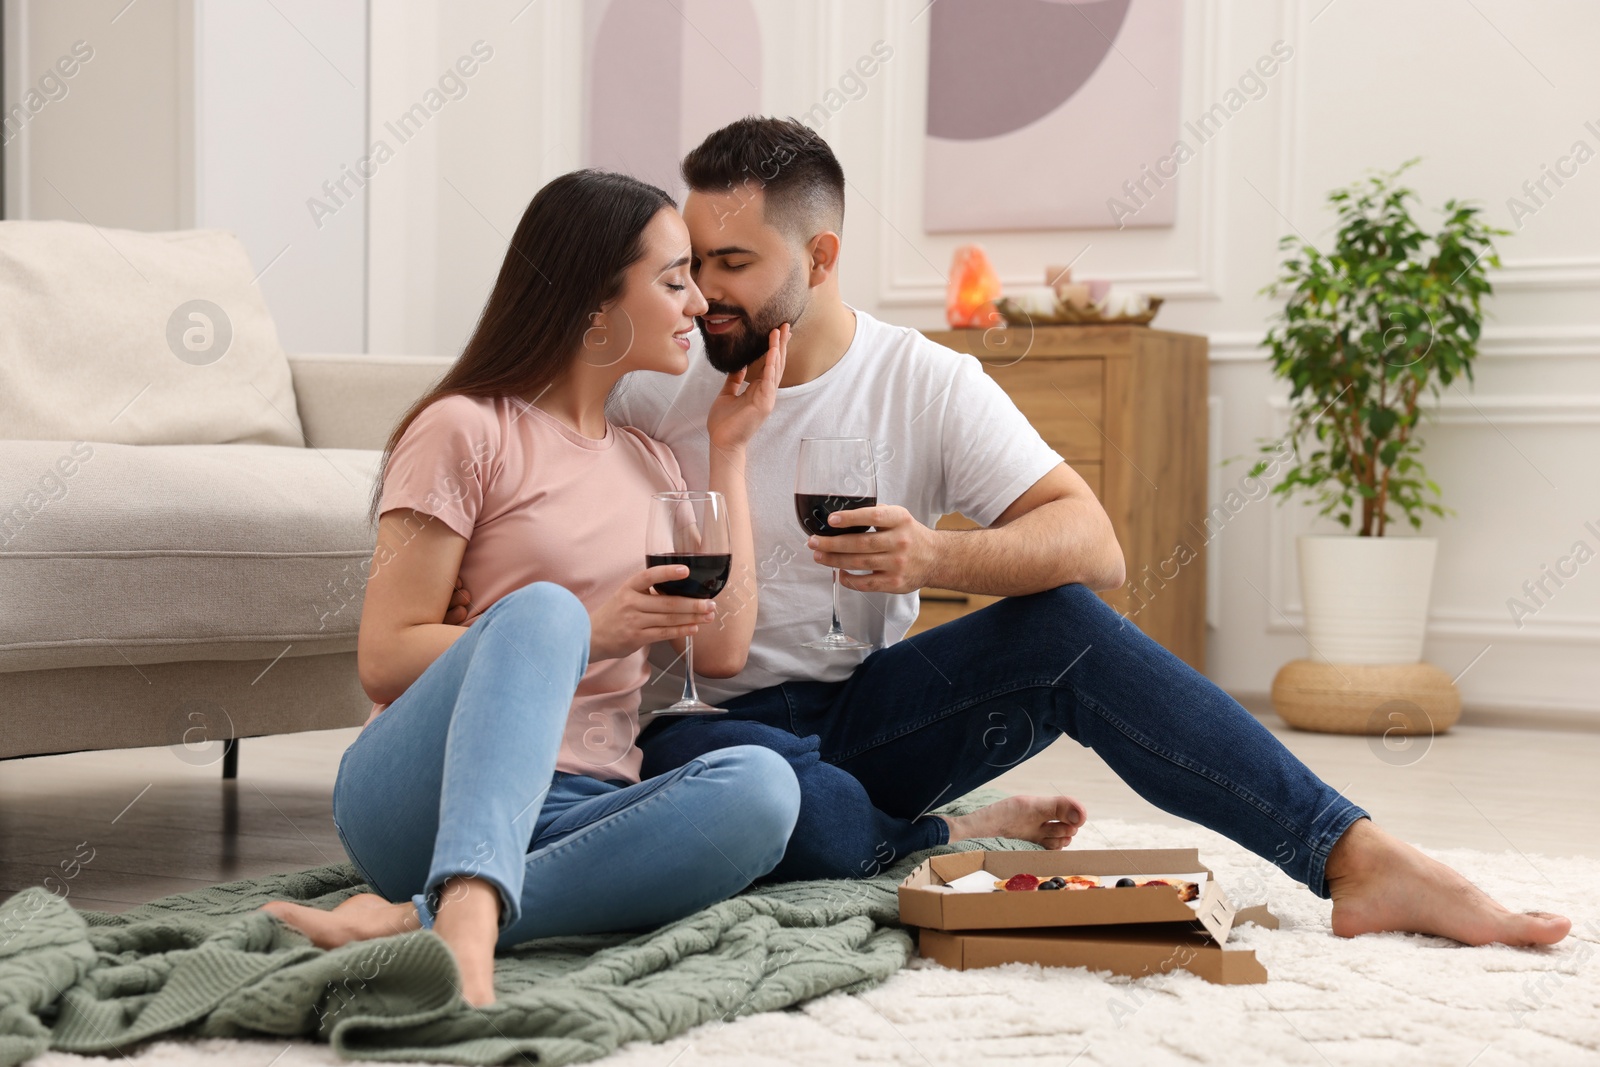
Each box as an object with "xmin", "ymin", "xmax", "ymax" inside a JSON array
[
  {"xmin": 0, "ymin": 439, "xmax": 382, "ymax": 673},
  {"xmin": 0, "ymin": 221, "xmax": 304, "ymax": 447}
]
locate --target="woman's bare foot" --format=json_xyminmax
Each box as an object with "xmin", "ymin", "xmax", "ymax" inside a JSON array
[
  {"xmin": 262, "ymin": 881, "xmax": 500, "ymax": 1007},
  {"xmin": 1325, "ymin": 817, "xmax": 1570, "ymax": 947},
  {"xmin": 431, "ymin": 875, "xmax": 501, "ymax": 1008},
  {"xmin": 259, "ymin": 892, "xmax": 419, "ymax": 949},
  {"xmin": 941, "ymin": 794, "xmax": 1087, "ymax": 849}
]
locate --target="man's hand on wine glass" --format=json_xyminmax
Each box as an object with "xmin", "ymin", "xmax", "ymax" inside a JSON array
[
  {"xmin": 706, "ymin": 323, "xmax": 789, "ymax": 452},
  {"xmin": 807, "ymin": 504, "xmax": 938, "ymax": 594}
]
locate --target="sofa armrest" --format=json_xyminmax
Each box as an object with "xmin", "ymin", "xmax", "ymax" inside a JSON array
[{"xmin": 287, "ymin": 353, "xmax": 455, "ymax": 451}]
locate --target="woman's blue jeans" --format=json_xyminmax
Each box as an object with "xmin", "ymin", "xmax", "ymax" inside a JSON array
[
  {"xmin": 331, "ymin": 581, "xmax": 802, "ymax": 950},
  {"xmin": 640, "ymin": 583, "xmax": 1369, "ymax": 899}
]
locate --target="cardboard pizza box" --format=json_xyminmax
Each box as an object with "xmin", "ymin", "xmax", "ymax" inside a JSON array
[
  {"xmin": 898, "ymin": 848, "xmax": 1280, "ymax": 985},
  {"xmin": 916, "ymin": 914, "xmax": 1277, "ymax": 985},
  {"xmin": 899, "ymin": 849, "xmax": 1234, "ymax": 939}
]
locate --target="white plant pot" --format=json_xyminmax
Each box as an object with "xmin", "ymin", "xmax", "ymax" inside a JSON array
[{"xmin": 1296, "ymin": 535, "xmax": 1438, "ymax": 664}]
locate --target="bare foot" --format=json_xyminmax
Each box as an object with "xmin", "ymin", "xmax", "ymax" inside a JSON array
[
  {"xmin": 259, "ymin": 892, "xmax": 419, "ymax": 949},
  {"xmin": 262, "ymin": 882, "xmax": 500, "ymax": 1008},
  {"xmin": 1326, "ymin": 817, "xmax": 1570, "ymax": 947},
  {"xmin": 430, "ymin": 875, "xmax": 501, "ymax": 1008},
  {"xmin": 941, "ymin": 794, "xmax": 1087, "ymax": 849}
]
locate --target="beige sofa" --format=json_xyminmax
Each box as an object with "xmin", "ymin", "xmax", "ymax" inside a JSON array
[{"xmin": 0, "ymin": 220, "xmax": 453, "ymax": 771}]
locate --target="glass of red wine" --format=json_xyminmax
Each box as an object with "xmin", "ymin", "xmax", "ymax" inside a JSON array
[
  {"xmin": 646, "ymin": 490, "xmax": 732, "ymax": 715},
  {"xmin": 794, "ymin": 437, "xmax": 877, "ymax": 651}
]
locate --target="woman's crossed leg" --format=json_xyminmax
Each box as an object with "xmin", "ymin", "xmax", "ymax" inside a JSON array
[{"xmin": 263, "ymin": 582, "xmax": 799, "ymax": 1005}]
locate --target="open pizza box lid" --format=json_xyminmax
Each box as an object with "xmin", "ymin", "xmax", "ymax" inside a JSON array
[{"xmin": 899, "ymin": 848, "xmax": 1271, "ymax": 946}]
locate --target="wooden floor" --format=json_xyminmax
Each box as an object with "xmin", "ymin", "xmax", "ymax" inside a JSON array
[{"xmin": 4, "ymin": 698, "xmax": 1598, "ymax": 914}]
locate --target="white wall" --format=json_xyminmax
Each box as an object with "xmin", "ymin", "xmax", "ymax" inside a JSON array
[
  {"xmin": 16, "ymin": 0, "xmax": 1584, "ymax": 717},
  {"xmin": 4, "ymin": 0, "xmax": 185, "ymax": 229},
  {"xmin": 3, "ymin": 0, "xmax": 368, "ymax": 353},
  {"xmin": 371, "ymin": 0, "xmax": 1600, "ymax": 719},
  {"xmin": 192, "ymin": 0, "xmax": 368, "ymax": 353}
]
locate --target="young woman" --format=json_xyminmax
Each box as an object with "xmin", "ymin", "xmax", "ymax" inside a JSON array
[{"xmin": 262, "ymin": 170, "xmax": 796, "ymax": 1007}]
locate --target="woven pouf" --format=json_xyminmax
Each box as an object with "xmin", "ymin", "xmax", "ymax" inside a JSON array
[{"xmin": 1270, "ymin": 659, "xmax": 1461, "ymax": 735}]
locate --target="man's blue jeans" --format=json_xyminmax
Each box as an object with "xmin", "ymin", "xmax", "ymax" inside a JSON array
[
  {"xmin": 639, "ymin": 583, "xmax": 1368, "ymax": 899},
  {"xmin": 331, "ymin": 581, "xmax": 802, "ymax": 950}
]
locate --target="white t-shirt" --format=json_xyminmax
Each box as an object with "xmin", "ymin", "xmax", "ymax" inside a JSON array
[{"xmin": 607, "ymin": 306, "xmax": 1063, "ymax": 706}]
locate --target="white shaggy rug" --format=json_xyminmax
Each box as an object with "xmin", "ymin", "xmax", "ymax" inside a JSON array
[{"xmin": 28, "ymin": 818, "xmax": 1600, "ymax": 1067}]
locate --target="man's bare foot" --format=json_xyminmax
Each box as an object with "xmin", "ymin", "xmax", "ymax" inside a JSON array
[
  {"xmin": 259, "ymin": 892, "xmax": 419, "ymax": 949},
  {"xmin": 940, "ymin": 794, "xmax": 1087, "ymax": 849},
  {"xmin": 1326, "ymin": 817, "xmax": 1570, "ymax": 947},
  {"xmin": 431, "ymin": 875, "xmax": 501, "ymax": 1008}
]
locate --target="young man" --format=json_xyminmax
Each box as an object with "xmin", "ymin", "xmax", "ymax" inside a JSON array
[{"xmin": 592, "ymin": 117, "xmax": 1566, "ymax": 947}]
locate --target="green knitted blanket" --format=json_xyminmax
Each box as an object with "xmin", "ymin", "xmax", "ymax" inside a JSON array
[{"xmin": 0, "ymin": 805, "xmax": 1029, "ymax": 1065}]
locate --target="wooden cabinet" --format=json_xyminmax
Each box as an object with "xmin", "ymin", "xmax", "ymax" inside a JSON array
[{"xmin": 913, "ymin": 325, "xmax": 1210, "ymax": 671}]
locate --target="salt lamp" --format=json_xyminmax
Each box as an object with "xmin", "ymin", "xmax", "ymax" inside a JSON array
[{"xmin": 946, "ymin": 244, "xmax": 1002, "ymax": 328}]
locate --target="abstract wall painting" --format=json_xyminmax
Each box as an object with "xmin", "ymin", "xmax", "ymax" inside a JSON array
[
  {"xmin": 584, "ymin": 0, "xmax": 762, "ymax": 199},
  {"xmin": 924, "ymin": 0, "xmax": 1184, "ymax": 232}
]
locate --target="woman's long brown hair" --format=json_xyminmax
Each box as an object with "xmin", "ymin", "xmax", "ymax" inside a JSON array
[{"xmin": 366, "ymin": 169, "xmax": 675, "ymax": 526}]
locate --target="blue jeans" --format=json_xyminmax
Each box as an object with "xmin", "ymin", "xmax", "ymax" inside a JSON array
[
  {"xmin": 332, "ymin": 581, "xmax": 802, "ymax": 950},
  {"xmin": 639, "ymin": 583, "xmax": 1369, "ymax": 899}
]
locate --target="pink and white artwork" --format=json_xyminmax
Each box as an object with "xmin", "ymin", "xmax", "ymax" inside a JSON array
[
  {"xmin": 585, "ymin": 0, "xmax": 762, "ymax": 199},
  {"xmin": 923, "ymin": 0, "xmax": 1184, "ymax": 232}
]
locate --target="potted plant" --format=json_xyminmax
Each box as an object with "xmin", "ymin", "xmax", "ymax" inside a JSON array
[{"xmin": 1251, "ymin": 160, "xmax": 1505, "ymax": 675}]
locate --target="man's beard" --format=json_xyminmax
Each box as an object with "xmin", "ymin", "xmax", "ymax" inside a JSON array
[{"xmin": 699, "ymin": 267, "xmax": 808, "ymax": 374}]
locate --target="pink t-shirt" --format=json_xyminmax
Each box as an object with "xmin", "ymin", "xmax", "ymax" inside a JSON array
[{"xmin": 367, "ymin": 393, "xmax": 686, "ymax": 783}]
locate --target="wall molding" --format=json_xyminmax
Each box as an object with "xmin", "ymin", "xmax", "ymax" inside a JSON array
[
  {"xmin": 542, "ymin": 0, "xmax": 581, "ymax": 175},
  {"xmin": 1208, "ymin": 325, "xmax": 1600, "ymax": 363},
  {"xmin": 1263, "ymin": 604, "xmax": 1600, "ymax": 645},
  {"xmin": 2, "ymin": 0, "xmax": 30, "ymax": 220},
  {"xmin": 1260, "ymin": 392, "xmax": 1600, "ymax": 644},
  {"xmin": 1491, "ymin": 257, "xmax": 1600, "ymax": 291},
  {"xmin": 1206, "ymin": 394, "xmax": 1223, "ymax": 630},
  {"xmin": 1232, "ymin": 689, "xmax": 1600, "ymax": 728},
  {"xmin": 1458, "ymin": 699, "xmax": 1600, "ymax": 730},
  {"xmin": 873, "ymin": 0, "xmax": 1225, "ymax": 308},
  {"xmin": 1279, "ymin": 0, "xmax": 1598, "ymax": 296},
  {"xmin": 866, "ymin": 0, "xmax": 1599, "ymax": 314}
]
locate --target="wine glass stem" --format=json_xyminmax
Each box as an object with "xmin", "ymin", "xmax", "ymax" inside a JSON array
[
  {"xmin": 680, "ymin": 634, "xmax": 700, "ymax": 704},
  {"xmin": 830, "ymin": 568, "xmax": 846, "ymax": 636}
]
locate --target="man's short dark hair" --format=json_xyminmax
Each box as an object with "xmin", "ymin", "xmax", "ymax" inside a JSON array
[{"xmin": 681, "ymin": 116, "xmax": 845, "ymax": 241}]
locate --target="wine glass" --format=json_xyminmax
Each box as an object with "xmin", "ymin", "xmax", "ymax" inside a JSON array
[
  {"xmin": 646, "ymin": 490, "xmax": 732, "ymax": 715},
  {"xmin": 794, "ymin": 437, "xmax": 877, "ymax": 651}
]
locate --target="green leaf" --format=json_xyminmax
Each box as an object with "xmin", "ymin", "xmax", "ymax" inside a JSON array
[
  {"xmin": 1229, "ymin": 157, "xmax": 1489, "ymax": 534},
  {"xmin": 1368, "ymin": 408, "xmax": 1399, "ymax": 437}
]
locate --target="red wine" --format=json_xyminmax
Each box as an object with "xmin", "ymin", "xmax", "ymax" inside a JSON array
[
  {"xmin": 795, "ymin": 493, "xmax": 876, "ymax": 537},
  {"xmin": 646, "ymin": 553, "xmax": 732, "ymax": 598}
]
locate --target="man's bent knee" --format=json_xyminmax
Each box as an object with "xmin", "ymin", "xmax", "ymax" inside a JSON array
[{"xmin": 641, "ymin": 717, "xmax": 818, "ymax": 779}]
